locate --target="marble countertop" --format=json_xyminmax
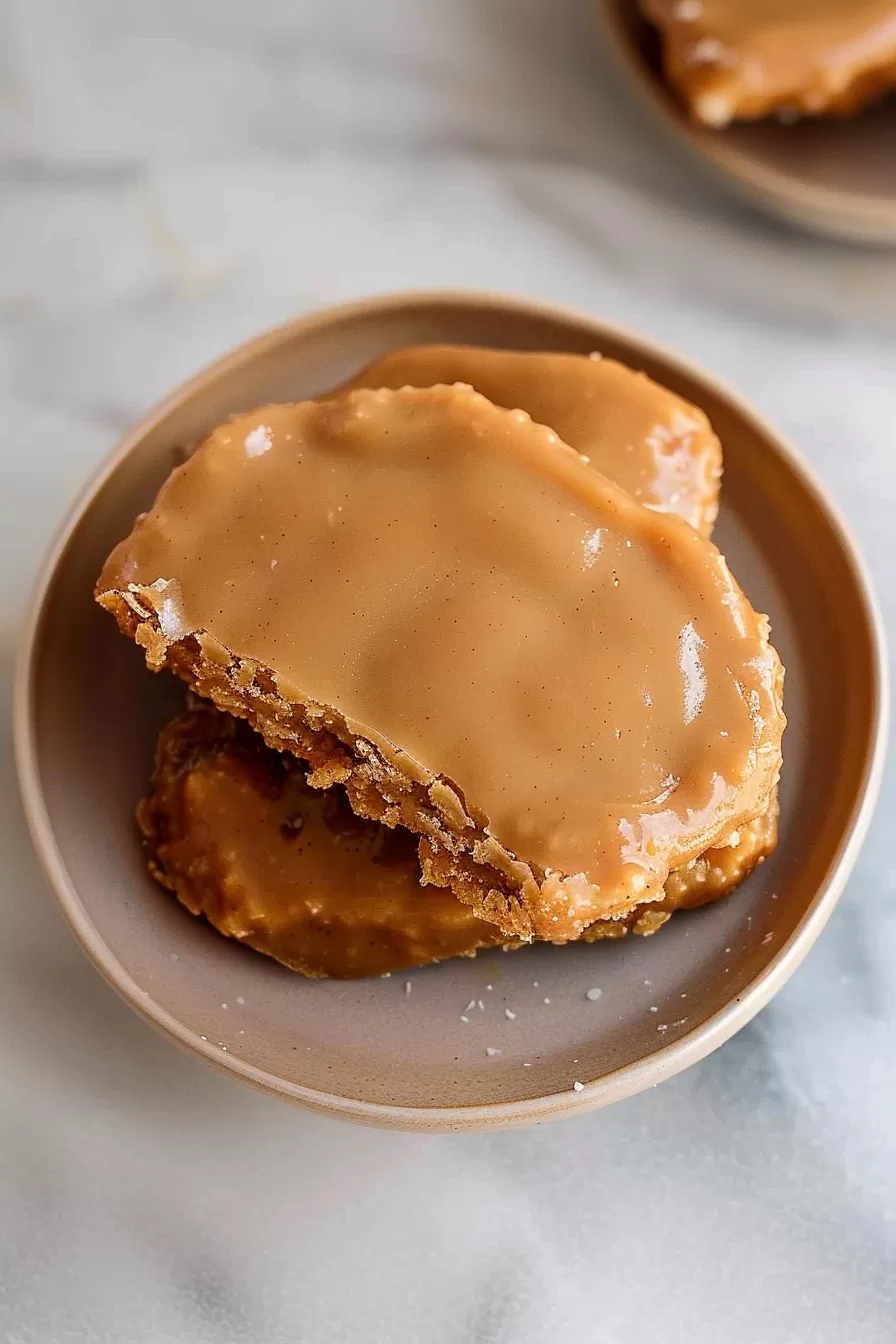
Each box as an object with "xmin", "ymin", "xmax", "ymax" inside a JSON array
[{"xmin": 2, "ymin": 1, "xmax": 895, "ymax": 1340}]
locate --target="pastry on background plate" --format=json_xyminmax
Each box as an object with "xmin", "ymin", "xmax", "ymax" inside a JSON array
[
  {"xmin": 97, "ymin": 383, "xmax": 785, "ymax": 943},
  {"xmin": 642, "ymin": 0, "xmax": 896, "ymax": 127},
  {"xmin": 140, "ymin": 704, "xmax": 779, "ymax": 978},
  {"xmin": 338, "ymin": 343, "xmax": 722, "ymax": 534}
]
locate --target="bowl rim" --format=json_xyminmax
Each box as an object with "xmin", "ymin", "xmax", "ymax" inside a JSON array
[
  {"xmin": 13, "ymin": 288, "xmax": 890, "ymax": 1131},
  {"xmin": 597, "ymin": 0, "xmax": 896, "ymax": 245}
]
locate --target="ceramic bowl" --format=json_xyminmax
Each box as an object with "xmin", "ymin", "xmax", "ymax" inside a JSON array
[
  {"xmin": 599, "ymin": 0, "xmax": 896, "ymax": 246},
  {"xmin": 14, "ymin": 290, "xmax": 888, "ymax": 1130}
]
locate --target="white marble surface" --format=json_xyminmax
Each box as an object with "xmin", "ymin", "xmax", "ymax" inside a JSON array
[{"xmin": 2, "ymin": 1, "xmax": 896, "ymax": 1340}]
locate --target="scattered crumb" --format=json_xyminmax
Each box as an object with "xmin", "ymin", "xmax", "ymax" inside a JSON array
[
  {"xmin": 405, "ymin": 981, "xmax": 412, "ymax": 995},
  {"xmin": 543, "ymin": 997, "xmax": 551, "ymax": 1005},
  {"xmin": 533, "ymin": 981, "xmax": 539, "ymax": 988},
  {"xmin": 643, "ymin": 979, "xmax": 652, "ymax": 987},
  {"xmin": 487, "ymin": 984, "xmax": 493, "ymax": 991},
  {"xmin": 200, "ymin": 1035, "xmax": 207, "ymax": 1042},
  {"xmin": 686, "ymin": 37, "xmax": 734, "ymax": 67},
  {"xmin": 236, "ymin": 996, "xmax": 245, "ymax": 1005},
  {"xmin": 169, "ymin": 952, "xmax": 179, "ymax": 961},
  {"xmin": 478, "ymin": 999, "xmax": 485, "ymax": 1011},
  {"xmin": 649, "ymin": 1006, "xmax": 658, "ymax": 1013},
  {"xmin": 504, "ymin": 1008, "xmax": 517, "ymax": 1021},
  {"xmin": 585, "ymin": 987, "xmax": 603, "ymax": 1002},
  {"xmin": 762, "ymin": 932, "xmax": 774, "ymax": 945},
  {"xmin": 485, "ymin": 1046, "xmax": 501, "ymax": 1058},
  {"xmin": 465, "ymin": 999, "xmax": 477, "ymax": 1013},
  {"xmin": 460, "ymin": 1015, "xmax": 470, "ymax": 1024},
  {"xmin": 573, "ymin": 1081, "xmax": 584, "ymax": 1093},
  {"xmin": 523, "ymin": 1062, "xmax": 532, "ymax": 1068},
  {"xmin": 244, "ymin": 425, "xmax": 272, "ymax": 457}
]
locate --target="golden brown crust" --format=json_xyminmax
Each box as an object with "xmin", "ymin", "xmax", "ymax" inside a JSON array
[
  {"xmin": 103, "ymin": 586, "xmax": 782, "ymax": 942},
  {"xmin": 140, "ymin": 704, "xmax": 779, "ymax": 977},
  {"xmin": 100, "ymin": 597, "xmax": 544, "ymax": 937},
  {"xmin": 139, "ymin": 703, "xmax": 515, "ymax": 979}
]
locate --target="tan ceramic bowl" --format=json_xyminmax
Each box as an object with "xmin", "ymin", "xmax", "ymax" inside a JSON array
[
  {"xmin": 15, "ymin": 291, "xmax": 888, "ymax": 1130},
  {"xmin": 600, "ymin": 0, "xmax": 896, "ymax": 246}
]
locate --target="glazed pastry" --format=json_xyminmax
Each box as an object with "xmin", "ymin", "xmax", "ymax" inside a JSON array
[
  {"xmin": 338, "ymin": 343, "xmax": 722, "ymax": 534},
  {"xmin": 642, "ymin": 0, "xmax": 896, "ymax": 127},
  {"xmin": 97, "ymin": 385, "xmax": 785, "ymax": 940}
]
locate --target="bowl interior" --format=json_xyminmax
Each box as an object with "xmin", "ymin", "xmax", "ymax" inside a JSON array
[
  {"xmin": 20, "ymin": 293, "xmax": 883, "ymax": 1126},
  {"xmin": 602, "ymin": 0, "xmax": 896, "ymax": 243}
]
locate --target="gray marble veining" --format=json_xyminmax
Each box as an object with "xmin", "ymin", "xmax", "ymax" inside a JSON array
[{"xmin": 1, "ymin": 1, "xmax": 894, "ymax": 1340}]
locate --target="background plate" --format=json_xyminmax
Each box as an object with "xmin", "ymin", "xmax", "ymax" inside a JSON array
[{"xmin": 599, "ymin": 0, "xmax": 896, "ymax": 246}]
